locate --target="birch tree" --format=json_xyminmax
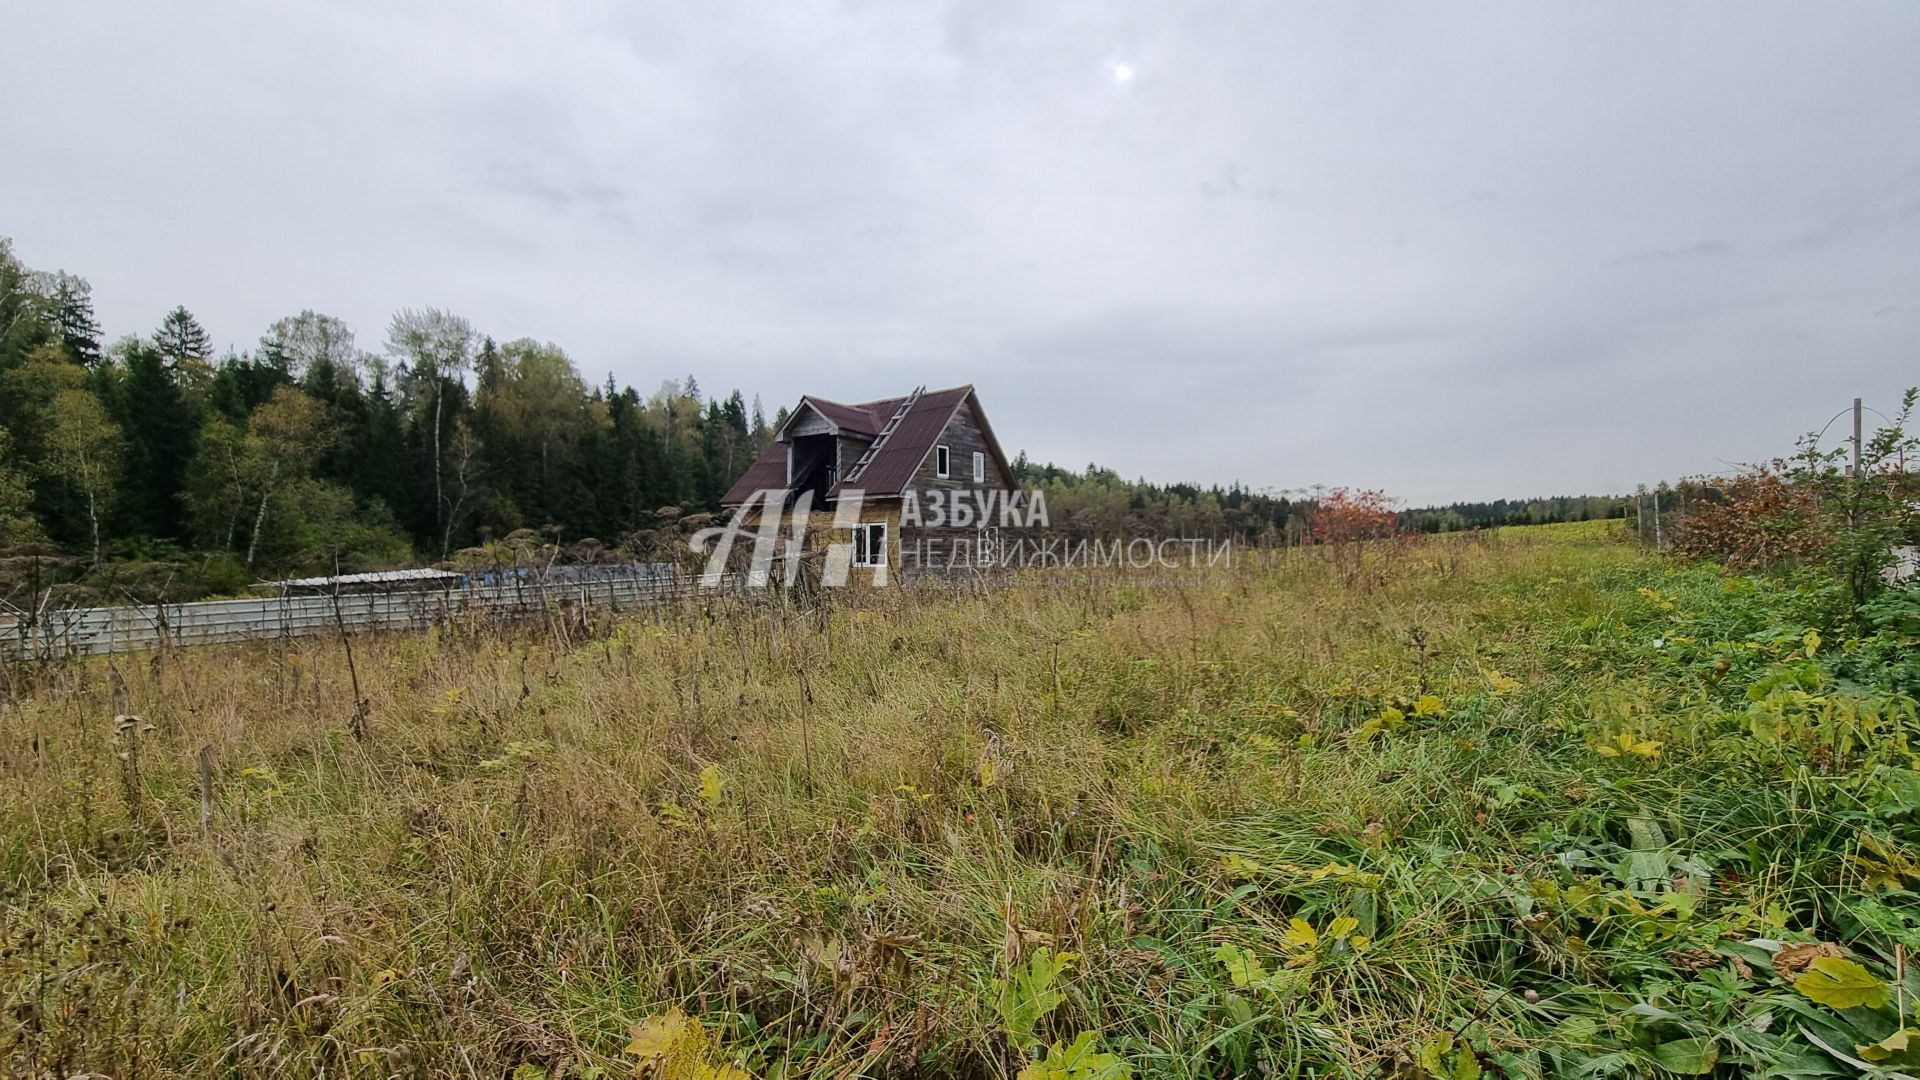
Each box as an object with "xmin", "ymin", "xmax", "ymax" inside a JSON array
[
  {"xmin": 261, "ymin": 310, "xmax": 362, "ymax": 384},
  {"xmin": 240, "ymin": 386, "xmax": 333, "ymax": 568},
  {"xmin": 384, "ymin": 308, "xmax": 473, "ymax": 545},
  {"xmin": 41, "ymin": 388, "xmax": 121, "ymax": 563}
]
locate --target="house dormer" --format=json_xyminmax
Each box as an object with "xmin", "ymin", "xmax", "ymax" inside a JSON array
[{"xmin": 725, "ymin": 385, "xmax": 1013, "ymax": 510}]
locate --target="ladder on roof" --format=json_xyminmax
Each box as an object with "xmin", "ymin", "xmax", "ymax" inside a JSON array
[{"xmin": 841, "ymin": 385, "xmax": 924, "ymax": 486}]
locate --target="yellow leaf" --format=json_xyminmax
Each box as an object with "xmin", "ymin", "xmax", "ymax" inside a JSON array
[
  {"xmin": 1858, "ymin": 1027, "xmax": 1914, "ymax": 1062},
  {"xmin": 1418, "ymin": 1034, "xmax": 1454, "ymax": 1073},
  {"xmin": 627, "ymin": 1007, "xmax": 694, "ymax": 1058},
  {"xmin": 1282, "ymin": 918, "xmax": 1318, "ymax": 950},
  {"xmin": 1413, "ymin": 695, "xmax": 1444, "ymax": 717},
  {"xmin": 370, "ymin": 968, "xmax": 399, "ymax": 988},
  {"xmin": 1215, "ymin": 942, "xmax": 1267, "ymax": 987},
  {"xmin": 1804, "ymin": 629, "xmax": 1822, "ymax": 656},
  {"xmin": 1593, "ymin": 731, "xmax": 1660, "ymax": 760},
  {"xmin": 978, "ymin": 757, "xmax": 997, "ymax": 788},
  {"xmin": 697, "ymin": 764, "xmax": 725, "ymax": 806},
  {"xmin": 1485, "ymin": 671, "xmax": 1522, "ymax": 693},
  {"xmin": 1220, "ymin": 852, "xmax": 1263, "ymax": 878},
  {"xmin": 1326, "ymin": 915, "xmax": 1359, "ymax": 940}
]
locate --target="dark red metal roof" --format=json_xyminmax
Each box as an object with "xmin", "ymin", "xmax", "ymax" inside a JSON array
[
  {"xmin": 720, "ymin": 384, "xmax": 1010, "ymax": 507},
  {"xmin": 797, "ymin": 397, "xmax": 884, "ymax": 436},
  {"xmin": 830, "ymin": 385, "xmax": 973, "ymax": 498},
  {"xmin": 719, "ymin": 441, "xmax": 788, "ymax": 506}
]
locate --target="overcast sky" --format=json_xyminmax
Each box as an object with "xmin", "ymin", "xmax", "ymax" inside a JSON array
[{"xmin": 5, "ymin": 2, "xmax": 1918, "ymax": 504}]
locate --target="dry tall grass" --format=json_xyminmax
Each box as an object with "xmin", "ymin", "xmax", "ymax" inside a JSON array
[{"xmin": 3, "ymin": 526, "xmax": 1676, "ymax": 1076}]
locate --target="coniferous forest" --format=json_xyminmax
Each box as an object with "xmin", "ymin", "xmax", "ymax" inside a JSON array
[{"xmin": 0, "ymin": 238, "xmax": 785, "ymax": 597}]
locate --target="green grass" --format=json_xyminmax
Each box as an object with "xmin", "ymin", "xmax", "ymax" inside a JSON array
[{"xmin": 5, "ymin": 520, "xmax": 1920, "ymax": 1077}]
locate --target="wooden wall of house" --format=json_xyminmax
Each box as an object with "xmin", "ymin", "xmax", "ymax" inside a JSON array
[
  {"xmin": 911, "ymin": 398, "xmax": 1014, "ymax": 494},
  {"xmin": 895, "ymin": 397, "xmax": 1019, "ymax": 570},
  {"xmin": 834, "ymin": 434, "xmax": 872, "ymax": 482}
]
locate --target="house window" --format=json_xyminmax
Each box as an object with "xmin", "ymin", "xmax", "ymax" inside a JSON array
[
  {"xmin": 852, "ymin": 522, "xmax": 888, "ymax": 567},
  {"xmin": 935, "ymin": 445, "xmax": 950, "ymax": 478},
  {"xmin": 972, "ymin": 451, "xmax": 985, "ymax": 483}
]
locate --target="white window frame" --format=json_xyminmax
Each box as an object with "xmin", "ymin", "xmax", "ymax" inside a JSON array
[
  {"xmin": 972, "ymin": 450, "xmax": 986, "ymax": 483},
  {"xmin": 852, "ymin": 521, "xmax": 888, "ymax": 567},
  {"xmin": 935, "ymin": 444, "xmax": 950, "ymax": 479}
]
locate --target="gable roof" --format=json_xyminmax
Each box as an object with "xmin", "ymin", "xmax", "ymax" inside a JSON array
[
  {"xmin": 720, "ymin": 384, "xmax": 1014, "ymax": 506},
  {"xmin": 721, "ymin": 441, "xmax": 790, "ymax": 505},
  {"xmin": 776, "ymin": 395, "xmax": 885, "ymax": 438}
]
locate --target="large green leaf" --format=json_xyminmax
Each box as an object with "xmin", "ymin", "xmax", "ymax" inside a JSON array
[
  {"xmin": 1795, "ymin": 957, "xmax": 1892, "ymax": 1011},
  {"xmin": 1651, "ymin": 1037, "xmax": 1720, "ymax": 1075}
]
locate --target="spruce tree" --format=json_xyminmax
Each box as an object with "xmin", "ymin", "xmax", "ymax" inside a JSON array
[
  {"xmin": 48, "ymin": 273, "xmax": 102, "ymax": 366},
  {"xmin": 155, "ymin": 305, "xmax": 214, "ymax": 367},
  {"xmin": 115, "ymin": 340, "xmax": 200, "ymax": 541}
]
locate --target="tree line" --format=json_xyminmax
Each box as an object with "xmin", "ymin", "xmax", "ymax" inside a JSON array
[
  {"xmin": 1010, "ymin": 460, "xmax": 1630, "ymax": 542},
  {"xmin": 0, "ymin": 235, "xmax": 1635, "ymax": 602},
  {"xmin": 1400, "ymin": 495, "xmax": 1631, "ymax": 533},
  {"xmin": 1, "ymin": 237, "xmax": 771, "ymax": 599}
]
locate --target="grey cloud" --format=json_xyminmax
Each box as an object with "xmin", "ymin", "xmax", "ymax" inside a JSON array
[
  {"xmin": 4, "ymin": 0, "xmax": 1919, "ymax": 503},
  {"xmin": 1613, "ymin": 240, "xmax": 1738, "ymax": 265}
]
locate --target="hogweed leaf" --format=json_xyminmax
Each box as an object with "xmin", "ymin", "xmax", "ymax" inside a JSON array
[
  {"xmin": 1794, "ymin": 957, "xmax": 1890, "ymax": 1010},
  {"xmin": 996, "ymin": 947, "xmax": 1072, "ymax": 1048},
  {"xmin": 1214, "ymin": 943, "xmax": 1267, "ymax": 988},
  {"xmin": 1017, "ymin": 1030, "xmax": 1131, "ymax": 1080}
]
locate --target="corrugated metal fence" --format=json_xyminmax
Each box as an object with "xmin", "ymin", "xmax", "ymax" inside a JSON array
[{"xmin": 0, "ymin": 571, "xmax": 742, "ymax": 660}]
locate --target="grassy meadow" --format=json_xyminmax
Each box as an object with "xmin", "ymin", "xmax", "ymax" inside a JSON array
[{"xmin": 7, "ymin": 520, "xmax": 1920, "ymax": 1078}]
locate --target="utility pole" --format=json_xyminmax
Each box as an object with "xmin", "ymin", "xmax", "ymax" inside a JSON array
[{"xmin": 1852, "ymin": 397, "xmax": 1863, "ymax": 478}]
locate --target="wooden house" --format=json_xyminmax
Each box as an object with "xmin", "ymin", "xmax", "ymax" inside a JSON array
[{"xmin": 720, "ymin": 384, "xmax": 1019, "ymax": 575}]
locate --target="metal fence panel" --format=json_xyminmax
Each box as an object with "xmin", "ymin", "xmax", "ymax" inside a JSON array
[{"xmin": 0, "ymin": 571, "xmax": 737, "ymax": 660}]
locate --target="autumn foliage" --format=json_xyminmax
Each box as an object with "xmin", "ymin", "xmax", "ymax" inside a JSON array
[
  {"xmin": 1306, "ymin": 488, "xmax": 1400, "ymax": 545},
  {"xmin": 1670, "ymin": 467, "xmax": 1829, "ymax": 569}
]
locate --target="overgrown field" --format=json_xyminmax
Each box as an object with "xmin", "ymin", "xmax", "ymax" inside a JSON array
[{"xmin": 8, "ymin": 522, "xmax": 1920, "ymax": 1078}]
